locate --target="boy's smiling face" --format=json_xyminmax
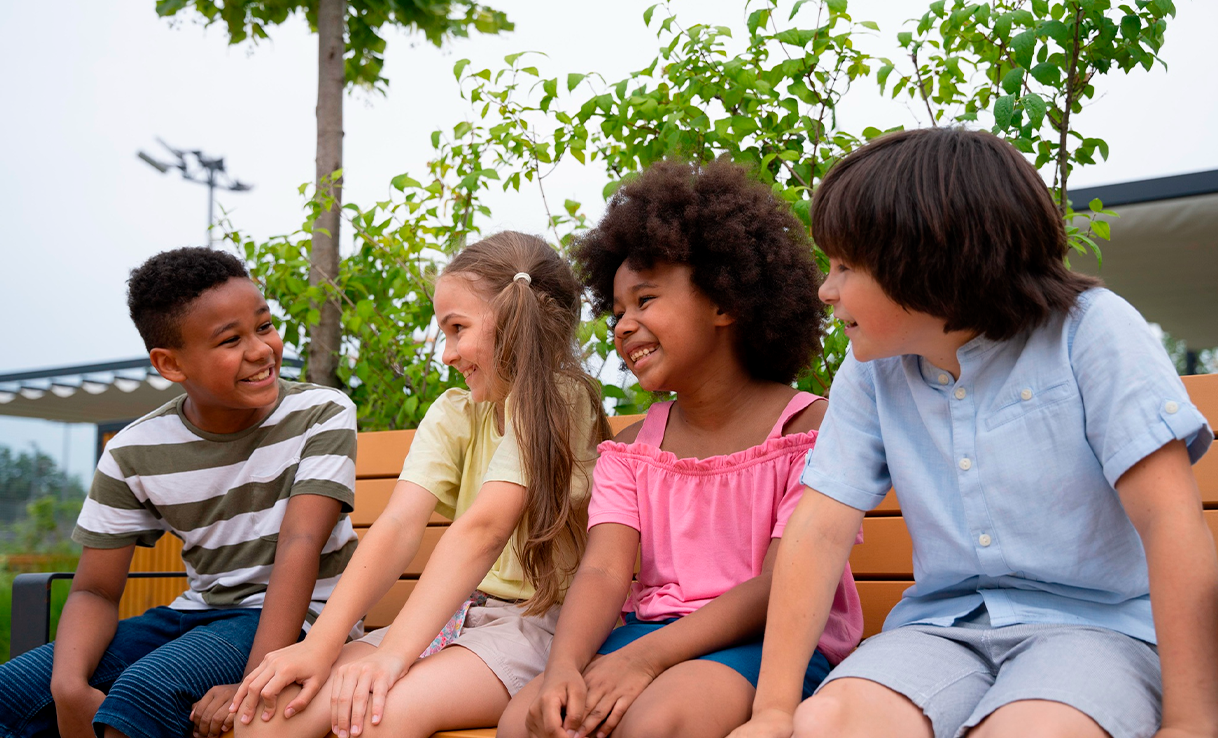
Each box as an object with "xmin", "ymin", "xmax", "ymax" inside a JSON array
[
  {"xmin": 151, "ymin": 277, "xmax": 283, "ymax": 433},
  {"xmin": 820, "ymin": 258, "xmax": 969, "ymax": 374}
]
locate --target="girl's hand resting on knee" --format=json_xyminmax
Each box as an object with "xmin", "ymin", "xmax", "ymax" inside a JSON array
[
  {"xmin": 527, "ymin": 662, "xmax": 589, "ymax": 738},
  {"xmin": 230, "ymin": 640, "xmax": 340, "ymax": 725},
  {"xmin": 329, "ymin": 649, "xmax": 411, "ymax": 738},
  {"xmin": 727, "ymin": 708, "xmax": 795, "ymax": 738},
  {"xmin": 569, "ymin": 649, "xmax": 661, "ymax": 738}
]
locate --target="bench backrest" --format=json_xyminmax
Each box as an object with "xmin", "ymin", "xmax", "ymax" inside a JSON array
[{"xmin": 119, "ymin": 374, "xmax": 1218, "ymax": 638}]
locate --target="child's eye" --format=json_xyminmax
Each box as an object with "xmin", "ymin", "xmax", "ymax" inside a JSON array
[
  {"xmin": 220, "ymin": 336, "xmax": 239, "ymax": 346},
  {"xmin": 257, "ymin": 322, "xmax": 274, "ymax": 332},
  {"xmin": 638, "ymin": 295, "xmax": 654, "ymax": 308}
]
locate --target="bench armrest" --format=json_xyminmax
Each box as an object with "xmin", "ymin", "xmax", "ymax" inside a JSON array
[{"xmin": 10, "ymin": 571, "xmax": 188, "ymax": 658}]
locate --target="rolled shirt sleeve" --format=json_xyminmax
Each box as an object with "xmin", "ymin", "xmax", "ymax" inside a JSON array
[{"xmin": 1071, "ymin": 290, "xmax": 1212, "ymax": 487}]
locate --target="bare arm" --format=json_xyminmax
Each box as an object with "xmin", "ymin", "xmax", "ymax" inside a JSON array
[
  {"xmin": 736, "ymin": 489, "xmax": 864, "ymax": 738},
  {"xmin": 245, "ymin": 493, "xmax": 344, "ymax": 671},
  {"xmin": 303, "ymin": 480, "xmax": 436, "ymax": 654},
  {"xmin": 50, "ymin": 545, "xmax": 134, "ymax": 738},
  {"xmin": 1116, "ymin": 439, "xmax": 1218, "ymax": 737},
  {"xmin": 327, "ymin": 478, "xmax": 528, "ymax": 735},
  {"xmin": 528, "ymin": 523, "xmax": 639, "ymax": 738},
  {"xmin": 231, "ymin": 480, "xmax": 435, "ymax": 722}
]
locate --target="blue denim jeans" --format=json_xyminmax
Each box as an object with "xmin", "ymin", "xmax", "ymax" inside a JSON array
[{"xmin": 0, "ymin": 606, "xmax": 274, "ymax": 738}]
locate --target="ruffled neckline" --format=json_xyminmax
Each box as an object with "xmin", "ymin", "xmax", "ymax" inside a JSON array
[{"xmin": 596, "ymin": 429, "xmax": 818, "ymax": 474}]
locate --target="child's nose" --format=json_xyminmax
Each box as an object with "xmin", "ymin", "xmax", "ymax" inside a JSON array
[
  {"xmin": 818, "ymin": 277, "xmax": 837, "ymax": 304},
  {"xmin": 613, "ymin": 315, "xmax": 636, "ymax": 341}
]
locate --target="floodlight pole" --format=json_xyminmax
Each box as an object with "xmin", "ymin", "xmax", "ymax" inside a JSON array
[{"xmin": 136, "ymin": 142, "xmax": 253, "ymax": 247}]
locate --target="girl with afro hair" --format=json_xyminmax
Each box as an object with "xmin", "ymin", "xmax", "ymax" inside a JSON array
[{"xmin": 498, "ymin": 159, "xmax": 863, "ymax": 738}]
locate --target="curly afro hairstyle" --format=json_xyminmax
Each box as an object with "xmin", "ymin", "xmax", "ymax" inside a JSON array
[
  {"xmin": 127, "ymin": 246, "xmax": 250, "ymax": 350},
  {"xmin": 572, "ymin": 158, "xmax": 825, "ymax": 384}
]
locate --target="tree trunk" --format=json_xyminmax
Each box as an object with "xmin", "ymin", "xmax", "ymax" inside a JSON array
[{"xmin": 307, "ymin": 0, "xmax": 345, "ymax": 387}]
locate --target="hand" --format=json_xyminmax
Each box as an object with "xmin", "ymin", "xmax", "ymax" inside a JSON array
[
  {"xmin": 726, "ymin": 708, "xmax": 795, "ymax": 738},
  {"xmin": 329, "ymin": 649, "xmax": 410, "ymax": 738},
  {"xmin": 53, "ymin": 682, "xmax": 106, "ymax": 738},
  {"xmin": 230, "ymin": 640, "xmax": 339, "ymax": 725},
  {"xmin": 191, "ymin": 683, "xmax": 238, "ymax": 738},
  {"xmin": 570, "ymin": 649, "xmax": 660, "ymax": 738},
  {"xmin": 526, "ymin": 662, "xmax": 588, "ymax": 738}
]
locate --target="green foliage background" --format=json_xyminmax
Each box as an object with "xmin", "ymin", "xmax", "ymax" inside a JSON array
[{"xmin": 225, "ymin": 0, "xmax": 1177, "ymax": 430}]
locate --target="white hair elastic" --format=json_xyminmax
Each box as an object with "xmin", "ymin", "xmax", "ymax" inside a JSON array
[{"xmin": 513, "ymin": 272, "xmax": 532, "ymax": 285}]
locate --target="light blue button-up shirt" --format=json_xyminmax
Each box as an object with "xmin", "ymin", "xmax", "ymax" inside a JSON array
[{"xmin": 802, "ymin": 288, "xmax": 1212, "ymax": 644}]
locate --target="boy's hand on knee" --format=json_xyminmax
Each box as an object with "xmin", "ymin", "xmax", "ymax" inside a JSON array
[
  {"xmin": 527, "ymin": 663, "xmax": 587, "ymax": 738},
  {"xmin": 191, "ymin": 683, "xmax": 238, "ymax": 738},
  {"xmin": 573, "ymin": 650, "xmax": 659, "ymax": 738},
  {"xmin": 727, "ymin": 708, "xmax": 794, "ymax": 738},
  {"xmin": 54, "ymin": 684, "xmax": 105, "ymax": 738}
]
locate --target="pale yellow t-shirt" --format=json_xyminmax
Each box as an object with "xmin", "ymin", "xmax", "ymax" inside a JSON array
[{"xmin": 398, "ymin": 386, "xmax": 599, "ymax": 602}]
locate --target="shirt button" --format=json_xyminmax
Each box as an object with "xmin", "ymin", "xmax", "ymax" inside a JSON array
[
  {"xmin": 938, "ymin": 374, "xmax": 950, "ymax": 385},
  {"xmin": 978, "ymin": 533, "xmax": 992, "ymax": 547},
  {"xmin": 959, "ymin": 458, "xmax": 972, "ymax": 471},
  {"xmin": 1021, "ymin": 388, "xmax": 1033, "ymax": 401},
  {"xmin": 954, "ymin": 387, "xmax": 967, "ymax": 400},
  {"xmin": 1165, "ymin": 401, "xmax": 1179, "ymax": 414}
]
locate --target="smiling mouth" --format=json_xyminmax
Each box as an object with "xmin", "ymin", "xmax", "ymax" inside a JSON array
[
  {"xmin": 241, "ymin": 367, "xmax": 274, "ymax": 383},
  {"xmin": 628, "ymin": 346, "xmax": 657, "ymax": 363}
]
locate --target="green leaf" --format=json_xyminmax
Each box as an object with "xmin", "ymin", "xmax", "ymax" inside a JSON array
[
  {"xmin": 876, "ymin": 63, "xmax": 894, "ymax": 91},
  {"xmin": 453, "ymin": 58, "xmax": 470, "ymax": 80},
  {"xmin": 1028, "ymin": 62, "xmax": 1060, "ymax": 85},
  {"xmin": 543, "ymin": 77, "xmax": 557, "ymax": 98},
  {"xmin": 1001, "ymin": 67, "xmax": 1025, "ymax": 94},
  {"xmin": 567, "ymin": 73, "xmax": 586, "ymax": 91},
  {"xmin": 993, "ymin": 94, "xmax": 1016, "ymax": 129},
  {"xmin": 1021, "ymin": 92, "xmax": 1046, "ymax": 128},
  {"xmin": 860, "ymin": 20, "xmax": 880, "ymax": 31},
  {"xmin": 390, "ymin": 173, "xmax": 421, "ymax": 191},
  {"xmin": 643, "ymin": 3, "xmax": 658, "ymax": 26},
  {"xmin": 1090, "ymin": 198, "xmax": 1104, "ymax": 213},
  {"xmin": 826, "ymin": 0, "xmax": 848, "ymax": 13},
  {"xmin": 897, "ymin": 30, "xmax": 913, "ymax": 46},
  {"xmin": 1011, "ymin": 30, "xmax": 1036, "ymax": 69},
  {"xmin": 1120, "ymin": 14, "xmax": 1140, "ymax": 40},
  {"xmin": 1092, "ymin": 218, "xmax": 1111, "ymax": 240}
]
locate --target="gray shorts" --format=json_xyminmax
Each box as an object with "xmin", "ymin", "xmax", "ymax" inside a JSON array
[
  {"xmin": 357, "ymin": 597, "xmax": 560, "ymax": 696},
  {"xmin": 818, "ymin": 619, "xmax": 1162, "ymax": 738}
]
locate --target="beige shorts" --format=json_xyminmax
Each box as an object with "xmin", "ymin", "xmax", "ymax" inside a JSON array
[{"xmin": 356, "ymin": 597, "xmax": 560, "ymax": 695}]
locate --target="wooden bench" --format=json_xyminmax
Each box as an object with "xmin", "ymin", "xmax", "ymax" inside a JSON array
[{"xmin": 16, "ymin": 375, "xmax": 1218, "ymax": 738}]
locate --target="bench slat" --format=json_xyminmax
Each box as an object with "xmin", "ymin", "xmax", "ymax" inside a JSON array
[
  {"xmin": 353, "ymin": 478, "xmax": 449, "ymax": 526},
  {"xmin": 1184, "ymin": 374, "xmax": 1218, "ymax": 505}
]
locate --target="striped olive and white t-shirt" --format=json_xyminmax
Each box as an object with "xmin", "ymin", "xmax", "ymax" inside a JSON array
[{"xmin": 73, "ymin": 380, "xmax": 359, "ymax": 622}]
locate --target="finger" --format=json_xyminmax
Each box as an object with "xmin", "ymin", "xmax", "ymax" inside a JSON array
[
  {"xmin": 348, "ymin": 670, "xmax": 377, "ymax": 736},
  {"xmin": 539, "ymin": 690, "xmax": 567, "ymax": 738},
  {"xmin": 285, "ymin": 676, "xmax": 323, "ymax": 719},
  {"xmin": 237, "ymin": 670, "xmax": 272, "ymax": 723},
  {"xmin": 562, "ymin": 680, "xmax": 587, "ymax": 733},
  {"xmin": 577, "ymin": 693, "xmax": 611, "ymax": 738},
  {"xmin": 597, "ymin": 697, "xmax": 632, "ymax": 738},
  {"xmin": 332, "ymin": 668, "xmax": 358, "ymax": 737},
  {"xmin": 258, "ymin": 685, "xmax": 279, "ymax": 722},
  {"xmin": 369, "ymin": 674, "xmax": 390, "ymax": 727},
  {"xmin": 222, "ymin": 710, "xmax": 236, "ymax": 734}
]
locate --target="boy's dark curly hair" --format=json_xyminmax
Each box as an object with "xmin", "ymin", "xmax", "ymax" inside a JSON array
[
  {"xmin": 127, "ymin": 246, "xmax": 250, "ymax": 350},
  {"xmin": 573, "ymin": 158, "xmax": 825, "ymax": 384}
]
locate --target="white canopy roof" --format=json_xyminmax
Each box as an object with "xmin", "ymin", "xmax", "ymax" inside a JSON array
[{"xmin": 0, "ymin": 358, "xmax": 302, "ymax": 424}]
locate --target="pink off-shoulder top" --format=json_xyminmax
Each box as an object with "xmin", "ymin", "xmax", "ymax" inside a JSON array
[{"xmin": 587, "ymin": 392, "xmax": 864, "ymax": 664}]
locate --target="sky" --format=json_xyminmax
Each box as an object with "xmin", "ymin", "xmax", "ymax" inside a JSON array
[{"xmin": 2, "ymin": 0, "xmax": 1216, "ymax": 484}]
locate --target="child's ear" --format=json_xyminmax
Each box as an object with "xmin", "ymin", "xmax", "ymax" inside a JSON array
[
  {"xmin": 713, "ymin": 307, "xmax": 736, "ymax": 327},
  {"xmin": 149, "ymin": 348, "xmax": 187, "ymax": 384}
]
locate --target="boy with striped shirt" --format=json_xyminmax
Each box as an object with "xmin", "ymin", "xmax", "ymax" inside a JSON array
[{"xmin": 0, "ymin": 247, "xmax": 359, "ymax": 738}]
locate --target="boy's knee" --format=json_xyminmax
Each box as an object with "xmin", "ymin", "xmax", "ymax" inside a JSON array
[{"xmin": 793, "ymin": 692, "xmax": 848, "ymax": 738}]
